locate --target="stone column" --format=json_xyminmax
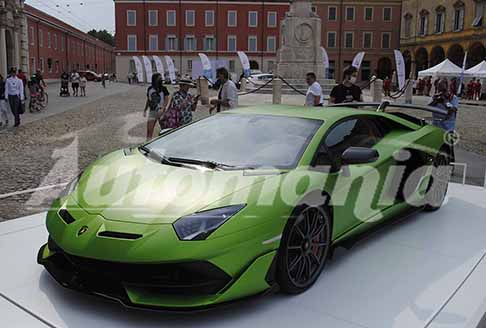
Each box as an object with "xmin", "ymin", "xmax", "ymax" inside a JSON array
[
  {"xmin": 0, "ymin": 28, "xmax": 7, "ymax": 77},
  {"xmin": 273, "ymin": 78, "xmax": 282, "ymax": 104},
  {"xmin": 405, "ymin": 80, "xmax": 413, "ymax": 104},
  {"xmin": 373, "ymin": 79, "xmax": 383, "ymax": 103},
  {"xmin": 197, "ymin": 77, "xmax": 209, "ymax": 105},
  {"xmin": 14, "ymin": 30, "xmax": 20, "ymax": 70}
]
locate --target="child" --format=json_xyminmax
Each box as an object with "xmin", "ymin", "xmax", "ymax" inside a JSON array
[{"xmin": 80, "ymin": 76, "xmax": 87, "ymax": 97}]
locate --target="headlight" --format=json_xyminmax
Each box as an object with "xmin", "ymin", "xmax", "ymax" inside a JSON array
[
  {"xmin": 173, "ymin": 205, "xmax": 246, "ymax": 241},
  {"xmin": 59, "ymin": 171, "xmax": 83, "ymax": 198}
]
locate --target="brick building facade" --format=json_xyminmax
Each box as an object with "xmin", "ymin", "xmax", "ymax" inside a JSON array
[{"xmin": 114, "ymin": 0, "xmax": 401, "ymax": 82}]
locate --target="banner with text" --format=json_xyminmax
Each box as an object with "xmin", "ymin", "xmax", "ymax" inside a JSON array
[
  {"xmin": 237, "ymin": 51, "xmax": 251, "ymax": 78},
  {"xmin": 132, "ymin": 56, "xmax": 144, "ymax": 83},
  {"xmin": 393, "ymin": 50, "xmax": 406, "ymax": 91},
  {"xmin": 352, "ymin": 52, "xmax": 366, "ymax": 70},
  {"xmin": 199, "ymin": 53, "xmax": 213, "ymax": 81},
  {"xmin": 164, "ymin": 56, "xmax": 176, "ymax": 83},
  {"xmin": 142, "ymin": 56, "xmax": 153, "ymax": 83},
  {"xmin": 153, "ymin": 56, "xmax": 165, "ymax": 76}
]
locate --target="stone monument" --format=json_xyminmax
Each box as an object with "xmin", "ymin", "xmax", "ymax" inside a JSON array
[{"xmin": 276, "ymin": 0, "xmax": 326, "ymax": 79}]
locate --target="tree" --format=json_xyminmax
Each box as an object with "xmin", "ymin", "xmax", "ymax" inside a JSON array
[{"xmin": 87, "ymin": 29, "xmax": 115, "ymax": 47}]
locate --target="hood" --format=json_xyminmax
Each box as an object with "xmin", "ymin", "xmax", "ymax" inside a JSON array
[{"xmin": 72, "ymin": 150, "xmax": 278, "ymax": 225}]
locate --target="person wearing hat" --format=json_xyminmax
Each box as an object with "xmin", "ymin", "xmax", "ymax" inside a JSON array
[{"xmin": 159, "ymin": 79, "xmax": 200, "ymax": 129}]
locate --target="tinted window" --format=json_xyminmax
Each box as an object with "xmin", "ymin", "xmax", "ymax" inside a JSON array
[{"xmin": 147, "ymin": 114, "xmax": 323, "ymax": 169}]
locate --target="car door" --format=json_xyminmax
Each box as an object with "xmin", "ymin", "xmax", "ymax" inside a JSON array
[{"xmin": 314, "ymin": 115, "xmax": 397, "ymax": 238}]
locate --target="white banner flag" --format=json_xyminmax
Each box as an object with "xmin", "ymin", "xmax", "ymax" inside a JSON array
[
  {"xmin": 394, "ymin": 50, "xmax": 406, "ymax": 91},
  {"xmin": 458, "ymin": 51, "xmax": 468, "ymax": 95},
  {"xmin": 198, "ymin": 53, "xmax": 213, "ymax": 81},
  {"xmin": 132, "ymin": 56, "xmax": 144, "ymax": 83},
  {"xmin": 152, "ymin": 56, "xmax": 165, "ymax": 76},
  {"xmin": 352, "ymin": 52, "xmax": 366, "ymax": 70},
  {"xmin": 164, "ymin": 55, "xmax": 176, "ymax": 84},
  {"xmin": 237, "ymin": 51, "xmax": 251, "ymax": 78},
  {"xmin": 142, "ymin": 56, "xmax": 153, "ymax": 83},
  {"xmin": 321, "ymin": 47, "xmax": 330, "ymax": 78}
]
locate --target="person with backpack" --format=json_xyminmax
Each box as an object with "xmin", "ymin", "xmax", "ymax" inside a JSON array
[{"xmin": 144, "ymin": 73, "xmax": 170, "ymax": 140}]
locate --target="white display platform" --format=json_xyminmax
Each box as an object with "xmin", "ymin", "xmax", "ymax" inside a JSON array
[{"xmin": 1, "ymin": 183, "xmax": 486, "ymax": 328}]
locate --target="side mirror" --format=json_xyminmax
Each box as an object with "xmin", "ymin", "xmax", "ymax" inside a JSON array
[{"xmin": 341, "ymin": 147, "xmax": 379, "ymax": 165}]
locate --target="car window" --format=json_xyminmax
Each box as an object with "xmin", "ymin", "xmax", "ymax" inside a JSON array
[{"xmin": 147, "ymin": 114, "xmax": 323, "ymax": 169}]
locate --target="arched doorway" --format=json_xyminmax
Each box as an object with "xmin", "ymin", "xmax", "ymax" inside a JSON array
[
  {"xmin": 377, "ymin": 57, "xmax": 392, "ymax": 79},
  {"xmin": 403, "ymin": 50, "xmax": 412, "ymax": 79},
  {"xmin": 430, "ymin": 46, "xmax": 445, "ymax": 66},
  {"xmin": 468, "ymin": 42, "xmax": 486, "ymax": 68},
  {"xmin": 447, "ymin": 44, "xmax": 465, "ymax": 67},
  {"xmin": 249, "ymin": 60, "xmax": 259, "ymax": 71},
  {"xmin": 415, "ymin": 47, "xmax": 428, "ymax": 76},
  {"xmin": 5, "ymin": 29, "xmax": 15, "ymax": 71}
]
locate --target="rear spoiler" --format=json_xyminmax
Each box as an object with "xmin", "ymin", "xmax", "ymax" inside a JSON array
[{"xmin": 327, "ymin": 101, "xmax": 450, "ymax": 125}]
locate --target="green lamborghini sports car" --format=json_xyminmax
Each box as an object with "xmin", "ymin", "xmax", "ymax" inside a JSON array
[{"xmin": 38, "ymin": 103, "xmax": 453, "ymax": 311}]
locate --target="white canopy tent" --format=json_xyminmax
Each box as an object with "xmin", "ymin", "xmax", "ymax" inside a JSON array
[
  {"xmin": 418, "ymin": 58, "xmax": 463, "ymax": 78},
  {"xmin": 465, "ymin": 60, "xmax": 486, "ymax": 78}
]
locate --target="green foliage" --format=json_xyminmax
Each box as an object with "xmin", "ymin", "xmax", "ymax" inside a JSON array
[{"xmin": 87, "ymin": 29, "xmax": 114, "ymax": 47}]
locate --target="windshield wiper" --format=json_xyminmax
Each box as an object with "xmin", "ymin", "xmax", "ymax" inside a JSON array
[
  {"xmin": 139, "ymin": 146, "xmax": 181, "ymax": 166},
  {"xmin": 167, "ymin": 157, "xmax": 237, "ymax": 170}
]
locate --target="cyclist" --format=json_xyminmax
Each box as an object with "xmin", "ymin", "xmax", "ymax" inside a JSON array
[{"xmin": 29, "ymin": 71, "xmax": 47, "ymax": 112}]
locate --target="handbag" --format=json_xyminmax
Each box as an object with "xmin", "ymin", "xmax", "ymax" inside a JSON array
[{"xmin": 19, "ymin": 100, "xmax": 25, "ymax": 115}]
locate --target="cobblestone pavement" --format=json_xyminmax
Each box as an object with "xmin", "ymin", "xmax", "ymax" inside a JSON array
[{"xmin": 0, "ymin": 85, "xmax": 485, "ymax": 221}]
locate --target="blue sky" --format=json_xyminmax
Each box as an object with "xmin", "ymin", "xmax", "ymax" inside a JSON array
[{"xmin": 25, "ymin": 0, "xmax": 115, "ymax": 34}]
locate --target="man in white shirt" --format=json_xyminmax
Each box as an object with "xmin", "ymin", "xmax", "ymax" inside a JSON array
[
  {"xmin": 5, "ymin": 68, "xmax": 25, "ymax": 127},
  {"xmin": 210, "ymin": 67, "xmax": 238, "ymax": 113},
  {"xmin": 305, "ymin": 72, "xmax": 324, "ymax": 107}
]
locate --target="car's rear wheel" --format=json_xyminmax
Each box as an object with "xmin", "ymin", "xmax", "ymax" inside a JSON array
[
  {"xmin": 425, "ymin": 152, "xmax": 452, "ymax": 211},
  {"xmin": 277, "ymin": 205, "xmax": 331, "ymax": 294}
]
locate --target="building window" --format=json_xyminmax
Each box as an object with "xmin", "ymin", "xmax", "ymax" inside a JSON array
[
  {"xmin": 383, "ymin": 7, "xmax": 392, "ymax": 22},
  {"xmin": 47, "ymin": 32, "xmax": 51, "ymax": 48},
  {"xmin": 344, "ymin": 32, "xmax": 353, "ymax": 48},
  {"xmin": 249, "ymin": 11, "xmax": 258, "ymax": 27},
  {"xmin": 39, "ymin": 30, "xmax": 43, "ymax": 47},
  {"xmin": 419, "ymin": 11, "xmax": 429, "ymax": 36},
  {"xmin": 228, "ymin": 10, "xmax": 237, "ymax": 27},
  {"xmin": 149, "ymin": 35, "xmax": 158, "ymax": 51},
  {"xmin": 267, "ymin": 36, "xmax": 276, "ymax": 52},
  {"xmin": 148, "ymin": 10, "xmax": 158, "ymax": 26},
  {"xmin": 39, "ymin": 58, "xmax": 44, "ymax": 72},
  {"xmin": 205, "ymin": 10, "xmax": 215, "ymax": 26},
  {"xmin": 54, "ymin": 34, "xmax": 58, "ymax": 50},
  {"xmin": 187, "ymin": 59, "xmax": 193, "ymax": 71},
  {"xmin": 345, "ymin": 7, "xmax": 355, "ymax": 21},
  {"xmin": 184, "ymin": 35, "xmax": 196, "ymax": 51},
  {"xmin": 186, "ymin": 10, "xmax": 195, "ymax": 27},
  {"xmin": 404, "ymin": 13, "xmax": 413, "ymax": 37},
  {"xmin": 167, "ymin": 10, "xmax": 176, "ymax": 27},
  {"xmin": 435, "ymin": 6, "xmax": 445, "ymax": 33},
  {"xmin": 61, "ymin": 36, "xmax": 65, "ymax": 51},
  {"xmin": 204, "ymin": 36, "xmax": 216, "ymax": 51},
  {"xmin": 365, "ymin": 7, "xmax": 373, "ymax": 21},
  {"xmin": 227, "ymin": 35, "xmax": 237, "ymax": 52},
  {"xmin": 127, "ymin": 10, "xmax": 136, "ymax": 26},
  {"xmin": 473, "ymin": 2, "xmax": 485, "ymax": 27},
  {"xmin": 382, "ymin": 32, "xmax": 391, "ymax": 49},
  {"xmin": 453, "ymin": 4, "xmax": 465, "ymax": 31},
  {"xmin": 166, "ymin": 35, "xmax": 178, "ymax": 51},
  {"xmin": 327, "ymin": 31, "xmax": 336, "ymax": 48},
  {"xmin": 363, "ymin": 32, "xmax": 372, "ymax": 48},
  {"xmin": 328, "ymin": 6, "xmax": 337, "ymax": 21},
  {"xmin": 248, "ymin": 35, "xmax": 257, "ymax": 52},
  {"xmin": 268, "ymin": 11, "xmax": 277, "ymax": 27},
  {"xmin": 127, "ymin": 35, "xmax": 137, "ymax": 51},
  {"xmin": 29, "ymin": 27, "xmax": 35, "ymax": 45},
  {"xmin": 30, "ymin": 57, "xmax": 36, "ymax": 72},
  {"xmin": 229, "ymin": 60, "xmax": 236, "ymax": 72}
]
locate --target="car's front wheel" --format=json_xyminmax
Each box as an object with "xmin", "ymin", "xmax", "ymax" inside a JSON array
[{"xmin": 277, "ymin": 205, "xmax": 331, "ymax": 294}]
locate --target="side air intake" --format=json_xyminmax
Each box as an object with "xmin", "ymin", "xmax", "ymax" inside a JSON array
[{"xmin": 59, "ymin": 209, "xmax": 76, "ymax": 224}]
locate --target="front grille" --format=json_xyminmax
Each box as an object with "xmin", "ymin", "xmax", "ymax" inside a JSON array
[{"xmin": 42, "ymin": 240, "xmax": 232, "ymax": 299}]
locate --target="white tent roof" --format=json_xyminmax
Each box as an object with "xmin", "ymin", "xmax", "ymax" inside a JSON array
[
  {"xmin": 418, "ymin": 58, "xmax": 463, "ymax": 78},
  {"xmin": 465, "ymin": 60, "xmax": 486, "ymax": 78}
]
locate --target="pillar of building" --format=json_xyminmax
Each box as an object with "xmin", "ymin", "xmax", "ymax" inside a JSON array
[
  {"xmin": 404, "ymin": 80, "xmax": 413, "ymax": 104},
  {"xmin": 0, "ymin": 27, "xmax": 7, "ymax": 77},
  {"xmin": 197, "ymin": 77, "xmax": 209, "ymax": 105},
  {"xmin": 410, "ymin": 60, "xmax": 417, "ymax": 80},
  {"xmin": 13, "ymin": 30, "xmax": 20, "ymax": 70},
  {"xmin": 273, "ymin": 78, "xmax": 282, "ymax": 104},
  {"xmin": 372, "ymin": 78, "xmax": 383, "ymax": 103}
]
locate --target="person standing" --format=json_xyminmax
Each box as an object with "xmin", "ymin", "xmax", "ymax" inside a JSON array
[
  {"xmin": 209, "ymin": 67, "xmax": 238, "ymax": 114},
  {"xmin": 79, "ymin": 75, "xmax": 87, "ymax": 96},
  {"xmin": 0, "ymin": 74, "xmax": 9, "ymax": 128},
  {"xmin": 5, "ymin": 68, "xmax": 25, "ymax": 127},
  {"xmin": 144, "ymin": 73, "xmax": 170, "ymax": 140},
  {"xmin": 383, "ymin": 76, "xmax": 392, "ymax": 97},
  {"xmin": 304, "ymin": 72, "xmax": 324, "ymax": 107},
  {"xmin": 329, "ymin": 66, "xmax": 363, "ymax": 104},
  {"xmin": 429, "ymin": 79, "xmax": 458, "ymax": 132},
  {"xmin": 160, "ymin": 79, "xmax": 200, "ymax": 129},
  {"xmin": 71, "ymin": 70, "xmax": 80, "ymax": 96}
]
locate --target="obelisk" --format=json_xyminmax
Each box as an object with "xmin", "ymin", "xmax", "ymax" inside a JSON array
[{"xmin": 276, "ymin": 0, "xmax": 326, "ymax": 79}]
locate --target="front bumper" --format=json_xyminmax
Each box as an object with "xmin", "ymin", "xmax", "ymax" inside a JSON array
[{"xmin": 38, "ymin": 238, "xmax": 278, "ymax": 311}]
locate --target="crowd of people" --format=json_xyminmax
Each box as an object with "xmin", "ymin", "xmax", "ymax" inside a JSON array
[{"xmin": 415, "ymin": 76, "xmax": 484, "ymax": 100}]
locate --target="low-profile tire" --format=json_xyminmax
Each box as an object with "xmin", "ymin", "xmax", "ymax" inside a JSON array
[
  {"xmin": 424, "ymin": 151, "xmax": 452, "ymax": 212},
  {"xmin": 277, "ymin": 205, "xmax": 332, "ymax": 294}
]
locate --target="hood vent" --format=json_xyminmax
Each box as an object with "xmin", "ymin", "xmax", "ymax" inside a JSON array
[
  {"xmin": 59, "ymin": 209, "xmax": 76, "ymax": 224},
  {"xmin": 98, "ymin": 231, "xmax": 143, "ymax": 240}
]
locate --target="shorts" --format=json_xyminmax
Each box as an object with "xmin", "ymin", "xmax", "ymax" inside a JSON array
[{"xmin": 148, "ymin": 110, "xmax": 159, "ymax": 120}]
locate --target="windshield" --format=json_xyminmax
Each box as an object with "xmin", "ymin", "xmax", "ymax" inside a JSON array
[{"xmin": 146, "ymin": 113, "xmax": 323, "ymax": 169}]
